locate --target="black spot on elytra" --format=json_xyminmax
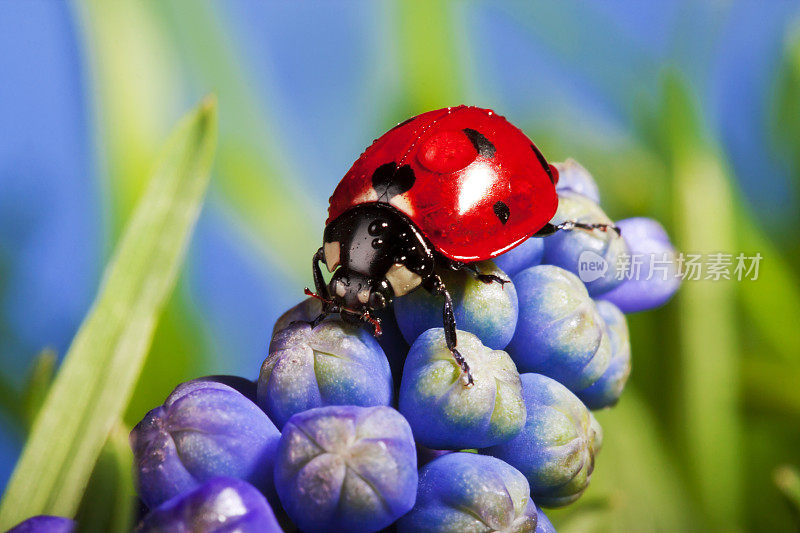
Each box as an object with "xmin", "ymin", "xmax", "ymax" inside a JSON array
[
  {"xmin": 463, "ymin": 128, "xmax": 496, "ymax": 158},
  {"xmin": 530, "ymin": 143, "xmax": 555, "ymax": 184},
  {"xmin": 493, "ymin": 201, "xmax": 510, "ymax": 224},
  {"xmin": 372, "ymin": 162, "xmax": 416, "ymax": 201}
]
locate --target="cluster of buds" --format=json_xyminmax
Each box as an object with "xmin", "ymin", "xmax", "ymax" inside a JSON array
[{"xmin": 10, "ymin": 160, "xmax": 679, "ymax": 533}]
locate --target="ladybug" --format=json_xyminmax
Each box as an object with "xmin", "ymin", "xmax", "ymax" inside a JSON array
[{"xmin": 306, "ymin": 106, "xmax": 617, "ymax": 385}]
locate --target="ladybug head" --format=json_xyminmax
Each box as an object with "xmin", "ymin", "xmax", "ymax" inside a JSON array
[
  {"xmin": 321, "ymin": 204, "xmax": 434, "ymax": 316},
  {"xmin": 328, "ymin": 269, "xmax": 392, "ymax": 315}
]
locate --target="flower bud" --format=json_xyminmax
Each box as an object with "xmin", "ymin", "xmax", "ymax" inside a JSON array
[
  {"xmin": 7, "ymin": 516, "xmax": 75, "ymax": 533},
  {"xmin": 272, "ymin": 296, "xmax": 323, "ymax": 336},
  {"xmin": 576, "ymin": 300, "xmax": 631, "ymax": 409},
  {"xmin": 258, "ymin": 320, "xmax": 393, "ymax": 429},
  {"xmin": 535, "ymin": 506, "xmax": 556, "ymax": 533},
  {"xmin": 554, "ymin": 158, "xmax": 600, "ymax": 204},
  {"xmin": 394, "ymin": 261, "xmax": 518, "ymax": 350},
  {"xmin": 483, "ymin": 373, "xmax": 602, "ymax": 508},
  {"xmin": 494, "ymin": 237, "xmax": 545, "ymax": 278},
  {"xmin": 399, "ymin": 329, "xmax": 525, "ymax": 449},
  {"xmin": 274, "ymin": 405, "xmax": 417, "ymax": 533},
  {"xmin": 274, "ymin": 299, "xmax": 408, "ymax": 390},
  {"xmin": 131, "ymin": 379, "xmax": 280, "ymax": 509},
  {"xmin": 508, "ymin": 265, "xmax": 611, "ymax": 391},
  {"xmin": 136, "ymin": 477, "xmax": 281, "ymax": 532},
  {"xmin": 598, "ymin": 217, "xmax": 680, "ymax": 312},
  {"xmin": 543, "ymin": 191, "xmax": 628, "ymax": 296},
  {"xmin": 397, "ymin": 452, "xmax": 538, "ymax": 533}
]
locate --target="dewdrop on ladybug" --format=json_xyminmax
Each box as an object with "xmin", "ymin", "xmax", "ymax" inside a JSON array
[{"xmin": 305, "ymin": 106, "xmax": 619, "ymax": 386}]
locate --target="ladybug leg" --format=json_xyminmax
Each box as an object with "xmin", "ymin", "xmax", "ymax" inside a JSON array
[
  {"xmin": 440, "ymin": 258, "xmax": 509, "ymax": 286},
  {"xmin": 312, "ymin": 247, "xmax": 331, "ymax": 300},
  {"xmin": 533, "ymin": 223, "xmax": 558, "ymax": 237},
  {"xmin": 304, "ymin": 248, "xmax": 334, "ymax": 328},
  {"xmin": 460, "ymin": 263, "xmax": 509, "ymax": 286},
  {"xmin": 557, "ymin": 220, "xmax": 621, "ymax": 235},
  {"xmin": 533, "ymin": 221, "xmax": 621, "ymax": 237},
  {"xmin": 428, "ymin": 273, "xmax": 474, "ymax": 387}
]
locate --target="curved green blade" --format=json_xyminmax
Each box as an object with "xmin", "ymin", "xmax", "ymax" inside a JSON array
[{"xmin": 0, "ymin": 96, "xmax": 217, "ymax": 527}]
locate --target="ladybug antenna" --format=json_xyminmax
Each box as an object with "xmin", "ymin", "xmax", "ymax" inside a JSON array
[
  {"xmin": 304, "ymin": 287, "xmax": 334, "ymax": 306},
  {"xmin": 303, "ymin": 287, "xmax": 383, "ymax": 337}
]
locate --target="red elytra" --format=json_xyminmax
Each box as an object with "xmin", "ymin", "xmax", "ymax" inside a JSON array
[{"xmin": 327, "ymin": 105, "xmax": 559, "ymax": 262}]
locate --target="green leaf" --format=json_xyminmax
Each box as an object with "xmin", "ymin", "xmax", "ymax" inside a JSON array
[
  {"xmin": 660, "ymin": 72, "xmax": 743, "ymax": 530},
  {"xmin": 738, "ymin": 219, "xmax": 800, "ymax": 364},
  {"xmin": 20, "ymin": 349, "xmax": 57, "ymax": 429},
  {"xmin": 153, "ymin": 0, "xmax": 320, "ymax": 280},
  {"xmin": 0, "ymin": 96, "xmax": 217, "ymax": 527},
  {"xmin": 774, "ymin": 465, "xmax": 800, "ymax": 516},
  {"xmin": 771, "ymin": 23, "xmax": 800, "ymax": 183},
  {"xmin": 549, "ymin": 390, "xmax": 696, "ymax": 533},
  {"xmin": 75, "ymin": 421, "xmax": 136, "ymax": 533},
  {"xmin": 76, "ymin": 0, "xmax": 215, "ymax": 429},
  {"xmin": 394, "ymin": 0, "xmax": 463, "ymax": 111}
]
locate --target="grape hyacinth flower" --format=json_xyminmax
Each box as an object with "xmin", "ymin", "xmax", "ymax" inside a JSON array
[
  {"xmin": 576, "ymin": 300, "xmax": 632, "ymax": 409},
  {"xmin": 554, "ymin": 158, "xmax": 601, "ymax": 204},
  {"xmin": 399, "ymin": 328, "xmax": 526, "ymax": 449},
  {"xmin": 493, "ymin": 237, "xmax": 545, "ymax": 278},
  {"xmin": 484, "ymin": 373, "xmax": 602, "ymax": 508},
  {"xmin": 599, "ymin": 217, "xmax": 680, "ymax": 313},
  {"xmin": 394, "ymin": 261, "xmax": 518, "ymax": 350},
  {"xmin": 543, "ymin": 190, "xmax": 628, "ymax": 296},
  {"xmin": 374, "ymin": 306, "xmax": 411, "ymax": 390},
  {"xmin": 7, "ymin": 516, "xmax": 76, "ymax": 533},
  {"xmin": 131, "ymin": 379, "xmax": 281, "ymax": 509},
  {"xmin": 136, "ymin": 477, "xmax": 282, "ymax": 532},
  {"xmin": 194, "ymin": 374, "xmax": 258, "ymax": 402},
  {"xmin": 508, "ymin": 265, "xmax": 611, "ymax": 391},
  {"xmin": 272, "ymin": 298, "xmax": 409, "ymax": 390},
  {"xmin": 258, "ymin": 320, "xmax": 393, "ymax": 429},
  {"xmin": 397, "ymin": 452, "xmax": 538, "ymax": 533},
  {"xmin": 534, "ymin": 506, "xmax": 556, "ymax": 533},
  {"xmin": 272, "ymin": 296, "xmax": 324, "ymax": 335},
  {"xmin": 274, "ymin": 405, "xmax": 417, "ymax": 533}
]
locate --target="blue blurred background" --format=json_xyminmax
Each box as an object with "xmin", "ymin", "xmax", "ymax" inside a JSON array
[{"xmin": 2, "ymin": 1, "xmax": 800, "ymax": 531}]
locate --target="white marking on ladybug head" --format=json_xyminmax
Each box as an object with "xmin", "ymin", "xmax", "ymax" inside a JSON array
[
  {"xmin": 324, "ymin": 241, "xmax": 340, "ymax": 272},
  {"xmin": 385, "ymin": 263, "xmax": 422, "ymax": 297},
  {"xmin": 357, "ymin": 288, "xmax": 370, "ymax": 305},
  {"xmin": 334, "ymin": 279, "xmax": 346, "ymax": 297}
]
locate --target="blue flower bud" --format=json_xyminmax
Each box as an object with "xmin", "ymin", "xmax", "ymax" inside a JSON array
[
  {"xmin": 137, "ymin": 477, "xmax": 281, "ymax": 532},
  {"xmin": 397, "ymin": 452, "xmax": 538, "ymax": 533},
  {"xmin": 7, "ymin": 516, "xmax": 75, "ymax": 533},
  {"xmin": 483, "ymin": 373, "xmax": 602, "ymax": 508},
  {"xmin": 274, "ymin": 405, "xmax": 417, "ymax": 533},
  {"xmin": 535, "ymin": 506, "xmax": 556, "ymax": 533},
  {"xmin": 493, "ymin": 237, "xmax": 545, "ymax": 278},
  {"xmin": 394, "ymin": 261, "xmax": 518, "ymax": 350},
  {"xmin": 194, "ymin": 374, "xmax": 258, "ymax": 402},
  {"xmin": 508, "ymin": 265, "xmax": 611, "ymax": 391},
  {"xmin": 272, "ymin": 296, "xmax": 324, "ymax": 335},
  {"xmin": 399, "ymin": 328, "xmax": 526, "ymax": 449},
  {"xmin": 576, "ymin": 300, "xmax": 631, "ymax": 409},
  {"xmin": 542, "ymin": 191, "xmax": 628, "ymax": 296},
  {"xmin": 375, "ymin": 307, "xmax": 411, "ymax": 390},
  {"xmin": 131, "ymin": 379, "xmax": 281, "ymax": 509},
  {"xmin": 554, "ymin": 158, "xmax": 600, "ymax": 204},
  {"xmin": 273, "ymin": 299, "xmax": 408, "ymax": 390},
  {"xmin": 416, "ymin": 445, "xmax": 453, "ymax": 467},
  {"xmin": 258, "ymin": 320, "xmax": 393, "ymax": 429},
  {"xmin": 598, "ymin": 217, "xmax": 680, "ymax": 312}
]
